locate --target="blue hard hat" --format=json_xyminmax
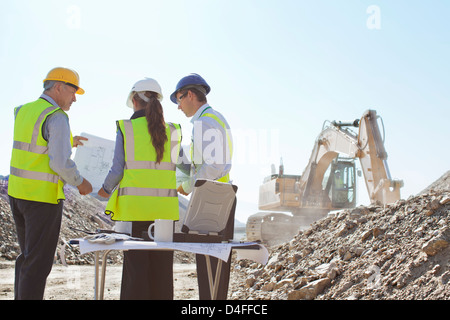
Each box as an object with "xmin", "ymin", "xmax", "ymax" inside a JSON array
[{"xmin": 170, "ymin": 73, "xmax": 211, "ymax": 104}]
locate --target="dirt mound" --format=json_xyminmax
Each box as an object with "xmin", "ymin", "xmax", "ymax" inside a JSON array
[
  {"xmin": 421, "ymin": 170, "xmax": 450, "ymax": 195},
  {"xmin": 229, "ymin": 177, "xmax": 449, "ymax": 300}
]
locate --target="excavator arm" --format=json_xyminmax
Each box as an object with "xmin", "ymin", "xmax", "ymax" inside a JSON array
[
  {"xmin": 356, "ymin": 110, "xmax": 403, "ymax": 204},
  {"xmin": 300, "ymin": 109, "xmax": 402, "ymax": 206}
]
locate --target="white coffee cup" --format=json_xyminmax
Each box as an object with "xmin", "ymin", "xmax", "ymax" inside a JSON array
[{"xmin": 148, "ymin": 219, "xmax": 174, "ymax": 242}]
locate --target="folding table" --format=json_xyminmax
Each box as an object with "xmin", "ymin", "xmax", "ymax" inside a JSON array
[{"xmin": 68, "ymin": 238, "xmax": 268, "ymax": 300}]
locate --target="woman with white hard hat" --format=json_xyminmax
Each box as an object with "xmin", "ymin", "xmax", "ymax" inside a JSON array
[{"xmin": 98, "ymin": 78, "xmax": 182, "ymax": 299}]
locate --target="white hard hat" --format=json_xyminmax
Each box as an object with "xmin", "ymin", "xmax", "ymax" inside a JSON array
[{"xmin": 126, "ymin": 77, "xmax": 163, "ymax": 108}]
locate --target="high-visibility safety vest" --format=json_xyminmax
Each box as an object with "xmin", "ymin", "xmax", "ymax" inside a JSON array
[
  {"xmin": 105, "ymin": 117, "xmax": 182, "ymax": 221},
  {"xmin": 191, "ymin": 106, "xmax": 233, "ymax": 183},
  {"xmin": 8, "ymin": 98, "xmax": 71, "ymax": 204}
]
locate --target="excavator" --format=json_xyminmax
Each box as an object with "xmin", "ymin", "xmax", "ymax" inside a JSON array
[{"xmin": 246, "ymin": 110, "xmax": 403, "ymax": 245}]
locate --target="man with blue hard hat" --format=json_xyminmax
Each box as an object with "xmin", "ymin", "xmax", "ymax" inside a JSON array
[
  {"xmin": 171, "ymin": 73, "xmax": 234, "ymax": 300},
  {"xmin": 171, "ymin": 73, "xmax": 232, "ymax": 195}
]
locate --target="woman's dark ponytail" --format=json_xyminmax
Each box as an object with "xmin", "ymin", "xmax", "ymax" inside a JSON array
[{"xmin": 135, "ymin": 92, "xmax": 167, "ymax": 163}]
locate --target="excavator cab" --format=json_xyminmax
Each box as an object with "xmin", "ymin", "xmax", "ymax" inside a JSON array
[{"xmin": 324, "ymin": 157, "xmax": 357, "ymax": 209}]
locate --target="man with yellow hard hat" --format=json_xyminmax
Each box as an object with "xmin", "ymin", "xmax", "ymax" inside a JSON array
[{"xmin": 8, "ymin": 67, "xmax": 92, "ymax": 300}]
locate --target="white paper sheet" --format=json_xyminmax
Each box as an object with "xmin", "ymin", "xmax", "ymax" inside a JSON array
[{"xmin": 72, "ymin": 132, "xmax": 115, "ymax": 192}]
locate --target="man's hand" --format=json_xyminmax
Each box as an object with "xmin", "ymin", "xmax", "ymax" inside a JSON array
[
  {"xmin": 98, "ymin": 187, "xmax": 110, "ymax": 199},
  {"xmin": 73, "ymin": 136, "xmax": 88, "ymax": 147},
  {"xmin": 77, "ymin": 178, "xmax": 93, "ymax": 195},
  {"xmin": 177, "ymin": 184, "xmax": 189, "ymax": 196}
]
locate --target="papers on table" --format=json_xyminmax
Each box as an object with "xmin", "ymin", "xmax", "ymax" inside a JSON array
[{"xmin": 76, "ymin": 239, "xmax": 268, "ymax": 265}]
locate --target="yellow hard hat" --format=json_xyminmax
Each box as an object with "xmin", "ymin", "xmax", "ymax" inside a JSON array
[{"xmin": 43, "ymin": 67, "xmax": 85, "ymax": 95}]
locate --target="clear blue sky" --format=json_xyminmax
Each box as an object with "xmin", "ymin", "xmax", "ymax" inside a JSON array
[{"xmin": 1, "ymin": 0, "xmax": 449, "ymax": 222}]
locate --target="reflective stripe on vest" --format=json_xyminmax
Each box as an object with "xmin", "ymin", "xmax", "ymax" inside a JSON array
[
  {"xmin": 8, "ymin": 99, "xmax": 68, "ymax": 204},
  {"xmin": 117, "ymin": 187, "xmax": 178, "ymax": 197},
  {"xmin": 105, "ymin": 118, "xmax": 181, "ymax": 221},
  {"xmin": 13, "ymin": 140, "xmax": 49, "ymax": 154},
  {"xmin": 10, "ymin": 166, "xmax": 59, "ymax": 184}
]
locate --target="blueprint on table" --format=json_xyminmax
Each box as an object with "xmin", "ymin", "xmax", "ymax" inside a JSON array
[{"xmin": 76, "ymin": 239, "xmax": 269, "ymax": 264}]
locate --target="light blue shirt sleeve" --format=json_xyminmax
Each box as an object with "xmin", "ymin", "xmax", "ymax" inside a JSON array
[
  {"xmin": 101, "ymin": 129, "xmax": 125, "ymax": 194},
  {"xmin": 176, "ymin": 147, "xmax": 191, "ymax": 175},
  {"xmin": 44, "ymin": 110, "xmax": 83, "ymax": 187}
]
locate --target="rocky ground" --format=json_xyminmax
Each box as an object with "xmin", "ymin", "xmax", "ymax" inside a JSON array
[
  {"xmin": 1, "ymin": 171, "xmax": 449, "ymax": 300},
  {"xmin": 228, "ymin": 171, "xmax": 450, "ymax": 300}
]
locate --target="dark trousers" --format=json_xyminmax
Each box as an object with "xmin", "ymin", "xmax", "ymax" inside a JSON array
[
  {"xmin": 9, "ymin": 196, "xmax": 64, "ymax": 300},
  {"xmin": 196, "ymin": 198, "xmax": 236, "ymax": 300},
  {"xmin": 120, "ymin": 221, "xmax": 174, "ymax": 300},
  {"xmin": 196, "ymin": 254, "xmax": 232, "ymax": 300}
]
